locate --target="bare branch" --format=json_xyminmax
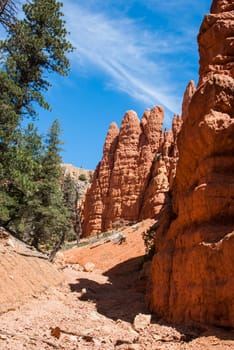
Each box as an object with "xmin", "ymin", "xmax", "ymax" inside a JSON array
[{"xmin": 0, "ymin": 0, "xmax": 17, "ymax": 27}]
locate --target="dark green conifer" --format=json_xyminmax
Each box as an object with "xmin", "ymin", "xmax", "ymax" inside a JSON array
[
  {"xmin": 0, "ymin": 1, "xmax": 74, "ymax": 252},
  {"xmin": 29, "ymin": 119, "xmax": 71, "ymax": 250},
  {"xmin": 2, "ymin": 0, "xmax": 73, "ymax": 117}
]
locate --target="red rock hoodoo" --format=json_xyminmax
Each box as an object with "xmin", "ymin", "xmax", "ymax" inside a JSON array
[
  {"xmin": 181, "ymin": 80, "xmax": 195, "ymax": 122},
  {"xmin": 147, "ymin": 0, "xmax": 234, "ymax": 328},
  {"xmin": 82, "ymin": 108, "xmax": 182, "ymax": 236},
  {"xmin": 140, "ymin": 115, "xmax": 183, "ymax": 219}
]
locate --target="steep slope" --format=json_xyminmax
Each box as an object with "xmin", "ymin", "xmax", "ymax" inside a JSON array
[
  {"xmin": 0, "ymin": 228, "xmax": 63, "ymax": 314},
  {"xmin": 147, "ymin": 0, "xmax": 234, "ymax": 328}
]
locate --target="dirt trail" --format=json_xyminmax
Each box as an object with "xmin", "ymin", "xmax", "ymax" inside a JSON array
[{"xmin": 0, "ymin": 220, "xmax": 233, "ymax": 349}]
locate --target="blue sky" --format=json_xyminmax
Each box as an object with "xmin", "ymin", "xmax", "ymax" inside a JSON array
[{"xmin": 18, "ymin": 1, "xmax": 212, "ymax": 169}]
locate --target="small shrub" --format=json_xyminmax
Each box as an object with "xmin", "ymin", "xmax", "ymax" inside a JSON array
[
  {"xmin": 79, "ymin": 174, "xmax": 87, "ymax": 182},
  {"xmin": 142, "ymin": 226, "xmax": 156, "ymax": 260}
]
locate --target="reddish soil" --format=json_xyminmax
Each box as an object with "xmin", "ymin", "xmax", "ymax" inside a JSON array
[
  {"xmin": 0, "ymin": 220, "xmax": 233, "ymax": 349},
  {"xmin": 63, "ymin": 219, "xmax": 154, "ymax": 270}
]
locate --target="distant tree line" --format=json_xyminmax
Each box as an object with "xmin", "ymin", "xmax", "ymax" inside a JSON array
[{"xmin": 0, "ymin": 0, "xmax": 77, "ymax": 258}]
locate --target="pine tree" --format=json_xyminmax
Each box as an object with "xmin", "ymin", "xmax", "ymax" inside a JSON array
[
  {"xmin": 0, "ymin": 0, "xmax": 16, "ymax": 27},
  {"xmin": 0, "ymin": 71, "xmax": 22, "ymax": 225},
  {"xmin": 29, "ymin": 119, "xmax": 71, "ymax": 251},
  {"xmin": 0, "ymin": 121, "xmax": 43, "ymax": 231},
  {"xmin": 62, "ymin": 174, "xmax": 77, "ymax": 221},
  {"xmin": 0, "ymin": 0, "xmax": 73, "ymax": 215},
  {"xmin": 62, "ymin": 173, "xmax": 81, "ymax": 241},
  {"xmin": 1, "ymin": 0, "xmax": 73, "ymax": 117},
  {"xmin": 9, "ymin": 123, "xmax": 43, "ymax": 239},
  {"xmin": 0, "ymin": 0, "xmax": 73, "ymax": 248}
]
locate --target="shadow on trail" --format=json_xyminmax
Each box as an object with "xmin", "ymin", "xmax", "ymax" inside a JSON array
[
  {"xmin": 69, "ymin": 255, "xmax": 150, "ymax": 323},
  {"xmin": 69, "ymin": 256, "xmax": 234, "ymax": 343}
]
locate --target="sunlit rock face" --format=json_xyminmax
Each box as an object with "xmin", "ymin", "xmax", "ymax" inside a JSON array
[
  {"xmin": 181, "ymin": 80, "xmax": 195, "ymax": 122},
  {"xmin": 82, "ymin": 107, "xmax": 163, "ymax": 236},
  {"xmin": 147, "ymin": 0, "xmax": 234, "ymax": 328},
  {"xmin": 82, "ymin": 107, "xmax": 182, "ymax": 237}
]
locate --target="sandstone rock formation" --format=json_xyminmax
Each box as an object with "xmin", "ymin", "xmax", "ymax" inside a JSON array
[
  {"xmin": 148, "ymin": 0, "xmax": 234, "ymax": 328},
  {"xmin": 82, "ymin": 107, "xmax": 182, "ymax": 236},
  {"xmin": 61, "ymin": 163, "xmax": 93, "ymax": 184},
  {"xmin": 81, "ymin": 122, "xmax": 119, "ymax": 236},
  {"xmin": 61, "ymin": 164, "xmax": 94, "ymax": 235},
  {"xmin": 181, "ymin": 80, "xmax": 195, "ymax": 122},
  {"xmin": 140, "ymin": 114, "xmax": 183, "ymax": 219}
]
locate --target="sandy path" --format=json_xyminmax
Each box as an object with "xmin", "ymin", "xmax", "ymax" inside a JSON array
[{"xmin": 0, "ymin": 221, "xmax": 233, "ymax": 349}]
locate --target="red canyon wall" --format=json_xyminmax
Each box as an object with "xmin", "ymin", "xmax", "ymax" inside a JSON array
[
  {"xmin": 147, "ymin": 0, "xmax": 234, "ymax": 328},
  {"xmin": 82, "ymin": 108, "xmax": 182, "ymax": 236}
]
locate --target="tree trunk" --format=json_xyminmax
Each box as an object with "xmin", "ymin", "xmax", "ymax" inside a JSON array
[{"xmin": 49, "ymin": 231, "xmax": 65, "ymax": 262}]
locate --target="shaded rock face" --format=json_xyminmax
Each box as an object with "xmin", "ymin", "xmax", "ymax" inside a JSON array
[
  {"xmin": 140, "ymin": 115, "xmax": 183, "ymax": 219},
  {"xmin": 82, "ymin": 107, "xmax": 181, "ymax": 236},
  {"xmin": 148, "ymin": 0, "xmax": 234, "ymax": 328}
]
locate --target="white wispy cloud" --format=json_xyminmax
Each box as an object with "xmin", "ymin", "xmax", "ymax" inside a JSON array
[{"xmin": 63, "ymin": 1, "xmax": 198, "ymax": 123}]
